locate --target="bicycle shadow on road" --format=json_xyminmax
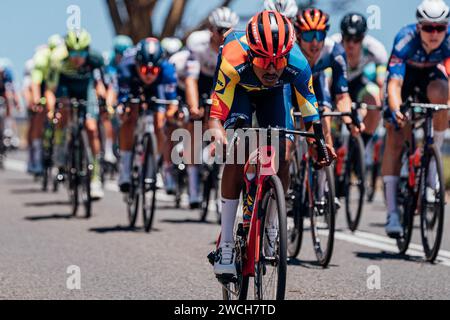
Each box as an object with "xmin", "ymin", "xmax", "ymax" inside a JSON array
[
  {"xmin": 88, "ymin": 225, "xmax": 161, "ymax": 234},
  {"xmin": 10, "ymin": 188, "xmax": 46, "ymax": 195},
  {"xmin": 160, "ymin": 218, "xmax": 216, "ymax": 225},
  {"xmin": 287, "ymin": 258, "xmax": 339, "ymax": 269},
  {"xmin": 354, "ymin": 251, "xmax": 423, "ymax": 263},
  {"xmin": 24, "ymin": 213, "xmax": 74, "ymax": 221},
  {"xmin": 24, "ymin": 201, "xmax": 71, "ymax": 207}
]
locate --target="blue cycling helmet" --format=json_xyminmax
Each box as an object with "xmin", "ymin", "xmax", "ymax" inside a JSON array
[
  {"xmin": 135, "ymin": 38, "xmax": 164, "ymax": 67},
  {"xmin": 113, "ymin": 35, "xmax": 133, "ymax": 55}
]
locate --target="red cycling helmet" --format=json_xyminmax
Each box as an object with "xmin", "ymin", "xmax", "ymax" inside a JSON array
[
  {"xmin": 246, "ymin": 10, "xmax": 296, "ymax": 58},
  {"xmin": 295, "ymin": 8, "xmax": 330, "ymax": 32}
]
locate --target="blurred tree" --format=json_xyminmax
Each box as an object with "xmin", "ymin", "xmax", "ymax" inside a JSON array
[{"xmin": 106, "ymin": 0, "xmax": 354, "ymax": 41}]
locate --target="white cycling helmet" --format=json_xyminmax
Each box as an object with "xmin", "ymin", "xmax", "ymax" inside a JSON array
[
  {"xmin": 161, "ymin": 37, "xmax": 183, "ymax": 56},
  {"xmin": 264, "ymin": 0, "xmax": 299, "ymax": 19},
  {"xmin": 417, "ymin": 0, "xmax": 450, "ymax": 24},
  {"xmin": 208, "ymin": 7, "xmax": 240, "ymax": 30}
]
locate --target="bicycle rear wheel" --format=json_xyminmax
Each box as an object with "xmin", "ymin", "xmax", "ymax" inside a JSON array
[
  {"xmin": 420, "ymin": 145, "xmax": 445, "ymax": 262},
  {"xmin": 254, "ymin": 175, "xmax": 287, "ymax": 300},
  {"xmin": 310, "ymin": 166, "xmax": 336, "ymax": 268},
  {"xmin": 143, "ymin": 134, "xmax": 158, "ymax": 233},
  {"xmin": 344, "ymin": 135, "xmax": 366, "ymax": 232}
]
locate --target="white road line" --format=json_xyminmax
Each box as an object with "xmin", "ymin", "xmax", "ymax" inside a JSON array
[{"xmin": 4, "ymin": 158, "xmax": 450, "ymax": 266}]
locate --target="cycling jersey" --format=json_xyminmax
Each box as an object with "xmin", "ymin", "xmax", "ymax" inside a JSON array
[
  {"xmin": 169, "ymin": 50, "xmax": 191, "ymax": 92},
  {"xmin": 211, "ymin": 31, "xmax": 319, "ymax": 130},
  {"xmin": 387, "ymin": 23, "xmax": 450, "ymax": 81},
  {"xmin": 186, "ymin": 31, "xmax": 219, "ymax": 79},
  {"xmin": 304, "ymin": 37, "xmax": 349, "ymax": 109},
  {"xmin": 311, "ymin": 37, "xmax": 349, "ymax": 95},
  {"xmin": 117, "ymin": 51, "xmax": 178, "ymax": 112},
  {"xmin": 47, "ymin": 49, "xmax": 105, "ymax": 118},
  {"xmin": 32, "ymin": 45, "xmax": 68, "ymax": 87},
  {"xmin": 331, "ymin": 33, "xmax": 388, "ymax": 82}
]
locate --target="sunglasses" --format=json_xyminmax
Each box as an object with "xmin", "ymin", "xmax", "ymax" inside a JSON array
[
  {"xmin": 69, "ymin": 50, "xmax": 88, "ymax": 58},
  {"xmin": 139, "ymin": 65, "xmax": 161, "ymax": 76},
  {"xmin": 421, "ymin": 24, "xmax": 448, "ymax": 33},
  {"xmin": 250, "ymin": 53, "xmax": 288, "ymax": 70},
  {"xmin": 343, "ymin": 35, "xmax": 364, "ymax": 43},
  {"xmin": 300, "ymin": 30, "xmax": 327, "ymax": 43}
]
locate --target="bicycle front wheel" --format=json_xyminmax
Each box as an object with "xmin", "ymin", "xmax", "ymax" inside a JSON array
[
  {"xmin": 143, "ymin": 134, "xmax": 158, "ymax": 233},
  {"xmin": 420, "ymin": 145, "xmax": 445, "ymax": 263},
  {"xmin": 344, "ymin": 135, "xmax": 366, "ymax": 232},
  {"xmin": 310, "ymin": 166, "xmax": 336, "ymax": 268},
  {"xmin": 254, "ymin": 175, "xmax": 287, "ymax": 301}
]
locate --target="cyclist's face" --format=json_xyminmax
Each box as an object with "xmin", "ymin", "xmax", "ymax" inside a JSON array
[
  {"xmin": 419, "ymin": 23, "xmax": 448, "ymax": 51},
  {"xmin": 343, "ymin": 37, "xmax": 363, "ymax": 59},
  {"xmin": 299, "ymin": 38, "xmax": 324, "ymax": 64},
  {"xmin": 137, "ymin": 65, "xmax": 159, "ymax": 85},
  {"xmin": 69, "ymin": 56, "xmax": 86, "ymax": 68},
  {"xmin": 252, "ymin": 63, "xmax": 284, "ymax": 87}
]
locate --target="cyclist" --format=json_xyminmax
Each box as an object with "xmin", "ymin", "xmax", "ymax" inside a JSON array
[
  {"xmin": 210, "ymin": 11, "xmax": 334, "ymax": 276},
  {"xmin": 116, "ymin": 38, "xmax": 178, "ymax": 194},
  {"xmin": 45, "ymin": 29, "xmax": 106, "ymax": 200},
  {"xmin": 331, "ymin": 13, "xmax": 388, "ymax": 147},
  {"xmin": 264, "ymin": 0, "xmax": 299, "ymax": 20},
  {"xmin": 295, "ymin": 8, "xmax": 361, "ymax": 163},
  {"xmin": 103, "ymin": 35, "xmax": 134, "ymax": 164},
  {"xmin": 180, "ymin": 7, "xmax": 239, "ymax": 209},
  {"xmin": 0, "ymin": 58, "xmax": 18, "ymax": 165},
  {"xmin": 383, "ymin": 0, "xmax": 450, "ymax": 237},
  {"xmin": 27, "ymin": 34, "xmax": 66, "ymax": 175}
]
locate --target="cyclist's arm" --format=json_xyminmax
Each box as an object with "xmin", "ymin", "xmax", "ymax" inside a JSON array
[{"xmin": 185, "ymin": 53, "xmax": 201, "ymax": 114}]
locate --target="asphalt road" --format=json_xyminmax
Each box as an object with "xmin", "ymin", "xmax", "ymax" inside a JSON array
[{"xmin": 1, "ymin": 152, "xmax": 450, "ymax": 300}]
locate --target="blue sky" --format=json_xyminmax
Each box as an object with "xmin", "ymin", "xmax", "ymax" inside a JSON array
[{"xmin": 0, "ymin": 0, "xmax": 424, "ymax": 84}]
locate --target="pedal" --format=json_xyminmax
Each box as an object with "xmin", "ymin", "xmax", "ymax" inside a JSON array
[
  {"xmin": 207, "ymin": 251, "xmax": 217, "ymax": 266},
  {"xmin": 216, "ymin": 274, "xmax": 237, "ymax": 285}
]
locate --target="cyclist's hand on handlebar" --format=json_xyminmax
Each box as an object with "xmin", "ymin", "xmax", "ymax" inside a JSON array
[
  {"xmin": 394, "ymin": 110, "xmax": 407, "ymax": 128},
  {"xmin": 190, "ymin": 107, "xmax": 204, "ymax": 120},
  {"xmin": 309, "ymin": 143, "xmax": 336, "ymax": 168}
]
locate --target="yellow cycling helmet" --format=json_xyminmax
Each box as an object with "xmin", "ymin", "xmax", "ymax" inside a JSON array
[{"xmin": 65, "ymin": 29, "xmax": 91, "ymax": 51}]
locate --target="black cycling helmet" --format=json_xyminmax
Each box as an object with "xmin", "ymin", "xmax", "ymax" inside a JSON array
[
  {"xmin": 341, "ymin": 13, "xmax": 368, "ymax": 38},
  {"xmin": 135, "ymin": 37, "xmax": 164, "ymax": 67}
]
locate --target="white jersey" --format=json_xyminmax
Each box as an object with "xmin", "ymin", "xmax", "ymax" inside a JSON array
[
  {"xmin": 186, "ymin": 30, "xmax": 219, "ymax": 79},
  {"xmin": 169, "ymin": 50, "xmax": 191, "ymax": 91},
  {"xmin": 330, "ymin": 33, "xmax": 388, "ymax": 82}
]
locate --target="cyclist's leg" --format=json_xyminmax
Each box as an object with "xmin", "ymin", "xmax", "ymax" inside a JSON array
[
  {"xmin": 355, "ymin": 80, "xmax": 382, "ymax": 146},
  {"xmin": 427, "ymin": 73, "xmax": 448, "ymax": 192},
  {"xmin": 118, "ymin": 103, "xmax": 138, "ymax": 192},
  {"xmin": 158, "ymin": 105, "xmax": 177, "ymax": 194}
]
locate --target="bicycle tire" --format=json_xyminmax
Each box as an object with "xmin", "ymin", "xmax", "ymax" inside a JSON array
[
  {"xmin": 310, "ymin": 166, "xmax": 336, "ymax": 268},
  {"xmin": 127, "ymin": 139, "xmax": 140, "ymax": 228},
  {"xmin": 80, "ymin": 130, "xmax": 92, "ymax": 219},
  {"xmin": 420, "ymin": 145, "xmax": 445, "ymax": 263},
  {"xmin": 345, "ymin": 135, "xmax": 366, "ymax": 232},
  {"xmin": 143, "ymin": 133, "xmax": 158, "ymax": 233},
  {"xmin": 254, "ymin": 175, "xmax": 287, "ymax": 300}
]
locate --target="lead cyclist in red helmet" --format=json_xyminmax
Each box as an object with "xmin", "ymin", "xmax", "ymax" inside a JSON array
[{"xmin": 209, "ymin": 10, "xmax": 336, "ymax": 277}]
